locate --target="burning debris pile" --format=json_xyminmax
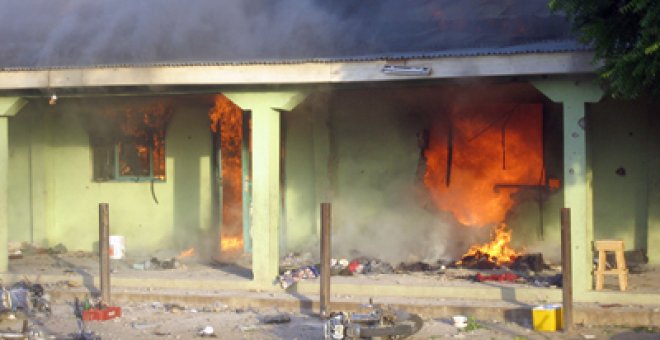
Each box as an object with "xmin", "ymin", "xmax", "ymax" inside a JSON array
[
  {"xmin": 276, "ymin": 250, "xmax": 561, "ymax": 289},
  {"xmin": 421, "ymin": 103, "xmax": 547, "ymax": 268}
]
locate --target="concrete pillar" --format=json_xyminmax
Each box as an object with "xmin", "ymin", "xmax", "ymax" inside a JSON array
[
  {"xmin": 647, "ymin": 107, "xmax": 660, "ymax": 264},
  {"xmin": 532, "ymin": 80, "xmax": 602, "ymax": 294},
  {"xmin": 311, "ymin": 94, "xmax": 332, "ymax": 235},
  {"xmin": 0, "ymin": 97, "xmax": 28, "ymax": 272},
  {"xmin": 223, "ymin": 91, "xmax": 307, "ymax": 287}
]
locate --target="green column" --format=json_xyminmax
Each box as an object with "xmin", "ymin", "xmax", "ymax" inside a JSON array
[
  {"xmin": 224, "ymin": 91, "xmax": 307, "ymax": 287},
  {"xmin": 0, "ymin": 98, "xmax": 27, "ymax": 272},
  {"xmin": 648, "ymin": 111, "xmax": 660, "ymax": 264},
  {"xmin": 532, "ymin": 80, "xmax": 602, "ymax": 294}
]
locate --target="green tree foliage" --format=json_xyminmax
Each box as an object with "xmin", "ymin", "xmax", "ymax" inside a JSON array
[{"xmin": 550, "ymin": 0, "xmax": 659, "ymax": 99}]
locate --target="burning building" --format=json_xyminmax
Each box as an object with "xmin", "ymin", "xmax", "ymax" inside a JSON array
[{"xmin": 0, "ymin": 0, "xmax": 658, "ymax": 306}]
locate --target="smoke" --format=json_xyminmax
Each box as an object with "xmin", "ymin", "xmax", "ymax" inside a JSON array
[
  {"xmin": 0, "ymin": 1, "xmax": 573, "ymax": 68},
  {"xmin": 331, "ymin": 185, "xmax": 491, "ymax": 263}
]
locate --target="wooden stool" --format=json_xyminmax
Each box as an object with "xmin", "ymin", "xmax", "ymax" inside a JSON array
[{"xmin": 594, "ymin": 240, "xmax": 628, "ymax": 291}]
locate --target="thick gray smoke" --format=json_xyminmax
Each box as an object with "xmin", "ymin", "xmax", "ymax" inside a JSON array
[{"xmin": 0, "ymin": 0, "xmax": 574, "ymax": 68}]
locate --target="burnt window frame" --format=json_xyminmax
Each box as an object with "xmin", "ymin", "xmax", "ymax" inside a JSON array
[
  {"xmin": 86, "ymin": 104, "xmax": 172, "ymax": 183},
  {"xmin": 113, "ymin": 139, "xmax": 163, "ymax": 182}
]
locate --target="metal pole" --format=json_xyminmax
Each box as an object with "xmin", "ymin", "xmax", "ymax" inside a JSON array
[
  {"xmin": 99, "ymin": 203, "xmax": 110, "ymax": 304},
  {"xmin": 561, "ymin": 208, "xmax": 573, "ymax": 332},
  {"xmin": 320, "ymin": 202, "xmax": 331, "ymax": 318}
]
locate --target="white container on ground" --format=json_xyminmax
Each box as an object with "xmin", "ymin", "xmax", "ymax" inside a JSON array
[{"xmin": 109, "ymin": 235, "xmax": 125, "ymax": 259}]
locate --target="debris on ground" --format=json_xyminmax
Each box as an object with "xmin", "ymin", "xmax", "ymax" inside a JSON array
[
  {"xmin": 276, "ymin": 265, "xmax": 319, "ymax": 288},
  {"xmin": 133, "ymin": 257, "xmax": 182, "ymax": 270},
  {"xmin": 74, "ymin": 296, "xmax": 122, "ymax": 321},
  {"xmin": 199, "ymin": 325, "xmax": 216, "ymax": 337},
  {"xmin": 324, "ymin": 300, "xmax": 423, "ymax": 339},
  {"xmin": 261, "ymin": 313, "xmax": 291, "ymax": 324},
  {"xmin": 0, "ymin": 280, "xmax": 52, "ymax": 317},
  {"xmin": 474, "ymin": 272, "xmax": 520, "ymax": 283},
  {"xmin": 280, "ymin": 252, "xmax": 314, "ymax": 268}
]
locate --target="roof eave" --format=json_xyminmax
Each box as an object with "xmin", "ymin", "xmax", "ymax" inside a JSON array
[{"xmin": 0, "ymin": 51, "xmax": 596, "ymax": 90}]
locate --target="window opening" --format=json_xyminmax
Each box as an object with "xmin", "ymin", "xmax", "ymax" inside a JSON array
[{"xmin": 84, "ymin": 103, "xmax": 173, "ymax": 182}]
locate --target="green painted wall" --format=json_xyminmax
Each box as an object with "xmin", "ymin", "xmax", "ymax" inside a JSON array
[
  {"xmin": 590, "ymin": 98, "xmax": 659, "ymax": 263},
  {"xmin": 8, "ymin": 98, "xmax": 215, "ymax": 257}
]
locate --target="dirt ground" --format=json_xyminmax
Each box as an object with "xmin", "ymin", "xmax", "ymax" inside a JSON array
[
  {"xmin": 3, "ymin": 253, "xmax": 659, "ymax": 339},
  {"xmin": 0, "ymin": 301, "xmax": 658, "ymax": 339}
]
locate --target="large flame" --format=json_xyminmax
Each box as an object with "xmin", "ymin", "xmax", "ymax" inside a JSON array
[
  {"xmin": 423, "ymin": 103, "xmax": 543, "ymax": 227},
  {"xmin": 209, "ymin": 94, "xmax": 244, "ymax": 256},
  {"xmin": 456, "ymin": 223, "xmax": 518, "ymax": 266},
  {"xmin": 423, "ymin": 103, "xmax": 543, "ymax": 263}
]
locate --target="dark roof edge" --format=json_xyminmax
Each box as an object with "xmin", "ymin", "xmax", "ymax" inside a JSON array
[{"xmin": 0, "ymin": 40, "xmax": 591, "ymax": 72}]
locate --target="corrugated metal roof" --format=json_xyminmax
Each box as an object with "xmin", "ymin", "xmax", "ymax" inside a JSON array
[{"xmin": 0, "ymin": 0, "xmax": 585, "ymax": 70}]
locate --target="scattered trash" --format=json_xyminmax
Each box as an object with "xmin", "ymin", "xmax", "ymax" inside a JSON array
[
  {"xmin": 75, "ymin": 296, "xmax": 122, "ymax": 321},
  {"xmin": 582, "ymin": 334, "xmax": 596, "ymax": 339},
  {"xmin": 452, "ymin": 315, "xmax": 467, "ymax": 329},
  {"xmin": 276, "ymin": 265, "xmax": 319, "ymax": 288},
  {"xmin": 8, "ymin": 250, "xmax": 23, "ymax": 260},
  {"xmin": 199, "ymin": 325, "xmax": 216, "ymax": 337},
  {"xmin": 511, "ymin": 253, "xmax": 545, "ymax": 272},
  {"xmin": 262, "ymin": 313, "xmax": 291, "ymax": 324},
  {"xmin": 164, "ymin": 303, "xmax": 186, "ymax": 313},
  {"xmin": 281, "ymin": 252, "xmax": 314, "ymax": 268},
  {"xmin": 133, "ymin": 257, "xmax": 182, "ymax": 270},
  {"xmin": 530, "ymin": 273, "xmax": 562, "ymax": 287},
  {"xmin": 109, "ymin": 235, "xmax": 126, "ymax": 260},
  {"xmin": 323, "ymin": 300, "xmax": 423, "ymax": 339},
  {"xmin": 0, "ymin": 280, "xmax": 51, "ymax": 316},
  {"xmin": 330, "ymin": 257, "xmax": 395, "ymax": 276},
  {"xmin": 474, "ymin": 272, "xmax": 520, "ymax": 283},
  {"xmin": 82, "ymin": 306, "xmax": 122, "ymax": 321},
  {"xmin": 397, "ymin": 261, "xmax": 436, "ymax": 273}
]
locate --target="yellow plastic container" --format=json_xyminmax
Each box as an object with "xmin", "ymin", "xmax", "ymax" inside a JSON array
[{"xmin": 532, "ymin": 304, "xmax": 563, "ymax": 332}]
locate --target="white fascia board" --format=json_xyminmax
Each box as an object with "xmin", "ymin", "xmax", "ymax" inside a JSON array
[{"xmin": 0, "ymin": 52, "xmax": 595, "ymax": 90}]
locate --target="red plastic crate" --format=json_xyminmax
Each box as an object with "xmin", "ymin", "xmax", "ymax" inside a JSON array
[{"xmin": 82, "ymin": 306, "xmax": 122, "ymax": 321}]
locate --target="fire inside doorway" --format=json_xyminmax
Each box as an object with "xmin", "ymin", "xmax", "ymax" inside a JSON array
[
  {"xmin": 209, "ymin": 94, "xmax": 251, "ymax": 262},
  {"xmin": 423, "ymin": 103, "xmax": 545, "ymax": 266}
]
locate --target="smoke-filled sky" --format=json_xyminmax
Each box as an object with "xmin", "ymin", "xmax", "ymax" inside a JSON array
[{"xmin": 0, "ymin": 0, "xmax": 575, "ymax": 68}]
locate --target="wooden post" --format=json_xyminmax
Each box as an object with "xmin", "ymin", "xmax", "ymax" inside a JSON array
[
  {"xmin": 320, "ymin": 202, "xmax": 331, "ymax": 318},
  {"xmin": 99, "ymin": 203, "xmax": 111, "ymax": 304},
  {"xmin": 561, "ymin": 208, "xmax": 573, "ymax": 332}
]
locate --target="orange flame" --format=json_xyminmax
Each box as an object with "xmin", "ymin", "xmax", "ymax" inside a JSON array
[
  {"xmin": 456, "ymin": 224, "xmax": 519, "ymax": 265},
  {"xmin": 423, "ymin": 103, "xmax": 543, "ymax": 263},
  {"xmin": 101, "ymin": 103, "xmax": 172, "ymax": 180},
  {"xmin": 209, "ymin": 94, "xmax": 244, "ymax": 256},
  {"xmin": 221, "ymin": 237, "xmax": 244, "ymax": 252},
  {"xmin": 177, "ymin": 247, "xmax": 196, "ymax": 258},
  {"xmin": 423, "ymin": 103, "xmax": 543, "ymax": 227}
]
